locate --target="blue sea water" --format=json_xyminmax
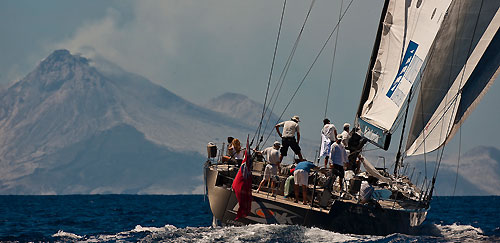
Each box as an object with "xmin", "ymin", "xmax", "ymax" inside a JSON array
[{"xmin": 0, "ymin": 195, "xmax": 498, "ymax": 242}]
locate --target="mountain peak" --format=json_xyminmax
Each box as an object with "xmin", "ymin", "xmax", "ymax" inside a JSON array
[
  {"xmin": 217, "ymin": 92, "xmax": 249, "ymax": 100},
  {"xmin": 18, "ymin": 49, "xmax": 98, "ymax": 92},
  {"xmin": 41, "ymin": 49, "xmax": 89, "ymax": 68},
  {"xmin": 48, "ymin": 49, "xmax": 72, "ymax": 59}
]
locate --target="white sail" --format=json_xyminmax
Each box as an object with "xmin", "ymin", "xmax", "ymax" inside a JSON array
[
  {"xmin": 406, "ymin": 2, "xmax": 500, "ymax": 156},
  {"xmin": 359, "ymin": 0, "xmax": 452, "ymax": 132}
]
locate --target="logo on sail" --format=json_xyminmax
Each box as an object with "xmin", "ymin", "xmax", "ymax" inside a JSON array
[
  {"xmin": 363, "ymin": 126, "xmax": 381, "ymax": 143},
  {"xmin": 386, "ymin": 40, "xmax": 422, "ymax": 106}
]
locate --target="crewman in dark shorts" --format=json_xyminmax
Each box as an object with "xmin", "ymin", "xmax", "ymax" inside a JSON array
[
  {"xmin": 329, "ymin": 134, "xmax": 348, "ymax": 194},
  {"xmin": 275, "ymin": 116, "xmax": 304, "ymax": 162}
]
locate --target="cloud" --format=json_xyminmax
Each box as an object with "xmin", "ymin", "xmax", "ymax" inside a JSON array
[
  {"xmin": 54, "ymin": 4, "xmax": 178, "ymax": 81},
  {"xmin": 52, "ymin": 0, "xmax": 392, "ymax": 144},
  {"xmin": 53, "ymin": 1, "xmax": 357, "ymax": 103},
  {"xmin": 54, "ymin": 1, "xmax": 283, "ymax": 99}
]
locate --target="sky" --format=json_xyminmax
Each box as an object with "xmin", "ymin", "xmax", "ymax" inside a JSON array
[{"xmin": 1, "ymin": 0, "xmax": 499, "ymax": 156}]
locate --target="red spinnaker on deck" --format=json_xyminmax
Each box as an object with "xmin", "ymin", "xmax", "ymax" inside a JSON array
[{"xmin": 232, "ymin": 137, "xmax": 253, "ymax": 220}]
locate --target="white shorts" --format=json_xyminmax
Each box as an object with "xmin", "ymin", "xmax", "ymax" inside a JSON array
[
  {"xmin": 294, "ymin": 169, "xmax": 308, "ymax": 186},
  {"xmin": 263, "ymin": 164, "xmax": 278, "ymax": 181}
]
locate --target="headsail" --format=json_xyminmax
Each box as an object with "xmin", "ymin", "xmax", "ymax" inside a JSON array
[
  {"xmin": 406, "ymin": 1, "xmax": 500, "ymax": 156},
  {"xmin": 357, "ymin": 0, "xmax": 452, "ymax": 150}
]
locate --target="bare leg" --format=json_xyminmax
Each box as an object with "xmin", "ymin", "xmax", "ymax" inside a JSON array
[
  {"xmin": 297, "ymin": 152, "xmax": 304, "ymax": 161},
  {"xmin": 339, "ymin": 175, "xmax": 344, "ymax": 194},
  {"xmin": 271, "ymin": 181, "xmax": 276, "ymax": 196},
  {"xmin": 294, "ymin": 184, "xmax": 299, "ymax": 203},
  {"xmin": 257, "ymin": 179, "xmax": 265, "ymax": 192},
  {"xmin": 302, "ymin": 185, "xmax": 308, "ymax": 205}
]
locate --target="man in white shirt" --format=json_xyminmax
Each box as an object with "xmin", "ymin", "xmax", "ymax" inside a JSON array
[
  {"xmin": 275, "ymin": 115, "xmax": 304, "ymax": 162},
  {"xmin": 329, "ymin": 134, "xmax": 348, "ymax": 193},
  {"xmin": 320, "ymin": 118, "xmax": 338, "ymax": 168},
  {"xmin": 340, "ymin": 123, "xmax": 351, "ymax": 148},
  {"xmin": 257, "ymin": 141, "xmax": 282, "ymax": 195}
]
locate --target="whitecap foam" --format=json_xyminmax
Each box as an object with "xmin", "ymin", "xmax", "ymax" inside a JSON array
[
  {"xmin": 52, "ymin": 230, "xmax": 82, "ymax": 239},
  {"xmin": 52, "ymin": 223, "xmax": 492, "ymax": 242},
  {"xmin": 132, "ymin": 224, "xmax": 177, "ymax": 233},
  {"xmin": 304, "ymin": 226, "xmax": 383, "ymax": 242},
  {"xmin": 435, "ymin": 223, "xmax": 487, "ymax": 241},
  {"xmin": 136, "ymin": 224, "xmax": 385, "ymax": 243}
]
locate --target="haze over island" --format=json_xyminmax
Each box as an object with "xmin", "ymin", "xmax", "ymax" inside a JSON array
[
  {"xmin": 0, "ymin": 50, "xmax": 497, "ymax": 195},
  {"xmin": 0, "ymin": 1, "xmax": 499, "ymax": 195}
]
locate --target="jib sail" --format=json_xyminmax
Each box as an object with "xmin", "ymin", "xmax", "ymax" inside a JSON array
[{"xmin": 356, "ymin": 0, "xmax": 452, "ymax": 150}]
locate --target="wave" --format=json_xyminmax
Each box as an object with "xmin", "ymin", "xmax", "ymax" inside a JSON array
[
  {"xmin": 52, "ymin": 230, "xmax": 82, "ymax": 239},
  {"xmin": 435, "ymin": 223, "xmax": 489, "ymax": 242},
  {"xmin": 51, "ymin": 223, "xmax": 492, "ymax": 242}
]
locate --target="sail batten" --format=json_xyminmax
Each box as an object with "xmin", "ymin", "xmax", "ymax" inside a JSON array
[{"xmin": 406, "ymin": 1, "xmax": 500, "ymax": 156}]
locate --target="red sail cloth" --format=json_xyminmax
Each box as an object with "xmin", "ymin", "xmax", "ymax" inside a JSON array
[{"xmin": 232, "ymin": 141, "xmax": 252, "ymax": 220}]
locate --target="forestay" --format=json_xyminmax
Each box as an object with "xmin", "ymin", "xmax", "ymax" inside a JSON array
[
  {"xmin": 406, "ymin": 1, "xmax": 500, "ymax": 156},
  {"xmin": 357, "ymin": 0, "xmax": 452, "ymax": 149}
]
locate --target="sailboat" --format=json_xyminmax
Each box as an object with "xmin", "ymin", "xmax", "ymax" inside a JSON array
[{"xmin": 204, "ymin": 0, "xmax": 500, "ymax": 235}]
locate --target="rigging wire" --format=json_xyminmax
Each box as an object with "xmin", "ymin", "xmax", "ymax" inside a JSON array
[
  {"xmin": 387, "ymin": 1, "xmax": 426, "ymax": 140},
  {"xmin": 431, "ymin": 0, "xmax": 482, "ymax": 197},
  {"xmin": 452, "ymin": 126, "xmax": 462, "ymax": 196},
  {"xmin": 263, "ymin": 0, "xmax": 356, "ymax": 146},
  {"xmin": 403, "ymin": 0, "xmax": 462, "ymax": 183},
  {"xmin": 324, "ymin": 0, "xmax": 343, "ymax": 118},
  {"xmin": 361, "ymin": 1, "xmax": 424, "ymax": 174},
  {"xmin": 418, "ymin": 69, "xmax": 428, "ymax": 182},
  {"xmin": 253, "ymin": 0, "xmax": 287, "ymax": 147},
  {"xmin": 424, "ymin": 0, "xmax": 464, "ymax": 196},
  {"xmin": 400, "ymin": 0, "xmax": 468, "ymax": 196},
  {"xmin": 389, "ymin": 0, "xmax": 434, "ymax": 142},
  {"xmin": 257, "ymin": 0, "xmax": 317, "ymax": 149}
]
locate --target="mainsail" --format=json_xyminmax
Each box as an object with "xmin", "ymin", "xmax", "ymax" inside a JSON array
[
  {"xmin": 357, "ymin": 0, "xmax": 452, "ymax": 149},
  {"xmin": 406, "ymin": 1, "xmax": 500, "ymax": 156}
]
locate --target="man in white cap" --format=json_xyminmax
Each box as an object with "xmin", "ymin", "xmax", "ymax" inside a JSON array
[
  {"xmin": 329, "ymin": 134, "xmax": 348, "ymax": 194},
  {"xmin": 340, "ymin": 123, "xmax": 351, "ymax": 148},
  {"xmin": 275, "ymin": 115, "xmax": 304, "ymax": 162},
  {"xmin": 320, "ymin": 118, "xmax": 338, "ymax": 168},
  {"xmin": 257, "ymin": 141, "xmax": 282, "ymax": 195}
]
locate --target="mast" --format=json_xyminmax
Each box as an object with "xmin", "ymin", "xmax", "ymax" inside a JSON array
[
  {"xmin": 354, "ymin": 0, "xmax": 391, "ymax": 151},
  {"xmin": 356, "ymin": 0, "xmax": 389, "ymax": 118},
  {"xmin": 394, "ymin": 87, "xmax": 412, "ymax": 176}
]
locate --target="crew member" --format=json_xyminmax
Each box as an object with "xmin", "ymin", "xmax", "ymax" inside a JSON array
[
  {"xmin": 275, "ymin": 116, "xmax": 304, "ymax": 162},
  {"xmin": 329, "ymin": 134, "xmax": 348, "ymax": 194},
  {"xmin": 293, "ymin": 160, "xmax": 318, "ymax": 205},
  {"xmin": 340, "ymin": 123, "xmax": 351, "ymax": 148},
  {"xmin": 257, "ymin": 141, "xmax": 282, "ymax": 195},
  {"xmin": 320, "ymin": 118, "xmax": 337, "ymax": 168}
]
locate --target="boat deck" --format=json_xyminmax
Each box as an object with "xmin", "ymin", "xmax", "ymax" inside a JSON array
[{"xmin": 209, "ymin": 163, "xmax": 423, "ymax": 212}]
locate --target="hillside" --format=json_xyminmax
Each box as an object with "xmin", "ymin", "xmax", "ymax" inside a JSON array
[
  {"xmin": 0, "ymin": 50, "xmax": 497, "ymax": 195},
  {"xmin": 0, "ymin": 50, "xmax": 253, "ymax": 194}
]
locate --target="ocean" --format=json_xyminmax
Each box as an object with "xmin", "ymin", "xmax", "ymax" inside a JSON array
[{"xmin": 0, "ymin": 195, "xmax": 498, "ymax": 242}]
